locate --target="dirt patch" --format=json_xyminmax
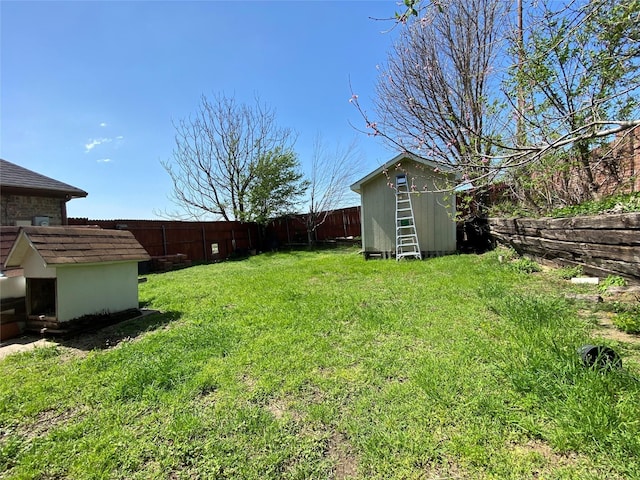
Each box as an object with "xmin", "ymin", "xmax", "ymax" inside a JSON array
[
  {"xmin": 509, "ymin": 439, "xmax": 583, "ymax": 468},
  {"xmin": 266, "ymin": 399, "xmax": 288, "ymax": 420},
  {"xmin": 1, "ymin": 407, "xmax": 86, "ymax": 446},
  {"xmin": 589, "ymin": 310, "xmax": 640, "ymax": 345},
  {"xmin": 506, "ymin": 439, "xmax": 626, "ymax": 479},
  {"xmin": 0, "ymin": 309, "xmax": 162, "ymax": 360},
  {"xmin": 327, "ymin": 430, "xmax": 358, "ymax": 480}
]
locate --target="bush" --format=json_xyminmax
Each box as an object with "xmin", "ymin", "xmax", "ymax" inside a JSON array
[{"xmin": 550, "ymin": 192, "xmax": 640, "ymax": 218}]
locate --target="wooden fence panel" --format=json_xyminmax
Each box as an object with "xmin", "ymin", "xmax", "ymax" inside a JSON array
[{"xmin": 69, "ymin": 206, "xmax": 362, "ymax": 265}]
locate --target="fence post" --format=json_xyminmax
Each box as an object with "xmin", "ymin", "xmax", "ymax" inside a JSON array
[
  {"xmin": 201, "ymin": 225, "xmax": 207, "ymax": 262},
  {"xmin": 162, "ymin": 225, "xmax": 167, "ymax": 256}
]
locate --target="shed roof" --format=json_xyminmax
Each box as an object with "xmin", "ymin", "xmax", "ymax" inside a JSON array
[
  {"xmin": 0, "ymin": 159, "xmax": 88, "ymax": 198},
  {"xmin": 350, "ymin": 152, "xmax": 458, "ymax": 194},
  {"xmin": 4, "ymin": 226, "xmax": 150, "ymax": 268}
]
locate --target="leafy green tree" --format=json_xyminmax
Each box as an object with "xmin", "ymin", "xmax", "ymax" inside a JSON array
[
  {"xmin": 504, "ymin": 0, "xmax": 640, "ymax": 210},
  {"xmin": 354, "ymin": 0, "xmax": 640, "ymax": 212},
  {"xmin": 245, "ymin": 148, "xmax": 308, "ymax": 225}
]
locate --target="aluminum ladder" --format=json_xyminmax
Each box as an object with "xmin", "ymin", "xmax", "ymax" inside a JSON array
[{"xmin": 395, "ymin": 174, "xmax": 422, "ymax": 260}]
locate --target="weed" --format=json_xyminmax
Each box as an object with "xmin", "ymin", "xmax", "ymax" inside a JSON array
[
  {"xmin": 613, "ymin": 310, "xmax": 640, "ymax": 334},
  {"xmin": 598, "ymin": 275, "xmax": 627, "ymax": 294},
  {"xmin": 551, "ymin": 192, "xmax": 640, "ymax": 217},
  {"xmin": 552, "ymin": 265, "xmax": 583, "ymax": 280},
  {"xmin": 509, "ymin": 257, "xmax": 541, "ymax": 274}
]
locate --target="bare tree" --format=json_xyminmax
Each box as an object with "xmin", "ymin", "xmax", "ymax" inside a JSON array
[
  {"xmin": 352, "ymin": 0, "xmax": 508, "ymax": 194},
  {"xmin": 161, "ymin": 94, "xmax": 297, "ymax": 221},
  {"xmin": 300, "ymin": 136, "xmax": 363, "ymax": 245},
  {"xmin": 354, "ymin": 0, "xmax": 640, "ymax": 212}
]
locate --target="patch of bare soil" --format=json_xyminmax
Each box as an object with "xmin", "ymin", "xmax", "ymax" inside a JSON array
[
  {"xmin": 507, "ymin": 439, "xmax": 626, "ymax": 480},
  {"xmin": 575, "ymin": 286, "xmax": 640, "ymax": 368},
  {"xmin": 589, "ymin": 310, "xmax": 640, "ymax": 345},
  {"xmin": 2, "ymin": 407, "xmax": 86, "ymax": 445},
  {"xmin": 0, "ymin": 309, "xmax": 164, "ymax": 360},
  {"xmin": 327, "ymin": 430, "xmax": 358, "ymax": 480},
  {"xmin": 423, "ymin": 460, "xmax": 466, "ymax": 480}
]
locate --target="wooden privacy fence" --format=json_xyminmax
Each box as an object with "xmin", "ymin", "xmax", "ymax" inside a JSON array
[
  {"xmin": 489, "ymin": 213, "xmax": 640, "ymax": 282},
  {"xmin": 69, "ymin": 206, "xmax": 362, "ymax": 266},
  {"xmin": 266, "ymin": 206, "xmax": 361, "ymax": 244},
  {"xmin": 68, "ymin": 219, "xmax": 259, "ymax": 265}
]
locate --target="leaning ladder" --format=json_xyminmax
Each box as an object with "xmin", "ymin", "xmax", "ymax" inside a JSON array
[{"xmin": 395, "ymin": 174, "xmax": 422, "ymax": 260}]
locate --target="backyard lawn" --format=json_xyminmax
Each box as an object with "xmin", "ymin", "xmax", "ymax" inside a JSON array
[{"xmin": 1, "ymin": 248, "xmax": 639, "ymax": 479}]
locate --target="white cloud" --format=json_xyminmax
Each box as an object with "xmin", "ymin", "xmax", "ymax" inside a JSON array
[
  {"xmin": 97, "ymin": 158, "xmax": 112, "ymax": 163},
  {"xmin": 84, "ymin": 137, "xmax": 112, "ymax": 153},
  {"xmin": 100, "ymin": 122, "xmax": 108, "ymax": 127}
]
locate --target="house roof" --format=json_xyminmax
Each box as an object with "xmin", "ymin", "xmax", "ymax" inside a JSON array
[
  {"xmin": 4, "ymin": 226, "xmax": 150, "ymax": 268},
  {"xmin": 0, "ymin": 159, "xmax": 88, "ymax": 198},
  {"xmin": 350, "ymin": 152, "xmax": 459, "ymax": 194}
]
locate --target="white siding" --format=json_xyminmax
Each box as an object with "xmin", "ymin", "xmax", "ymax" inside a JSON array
[
  {"xmin": 22, "ymin": 249, "xmax": 56, "ymax": 278},
  {"xmin": 0, "ymin": 276, "xmax": 26, "ymax": 299},
  {"xmin": 56, "ymin": 262, "xmax": 139, "ymax": 322}
]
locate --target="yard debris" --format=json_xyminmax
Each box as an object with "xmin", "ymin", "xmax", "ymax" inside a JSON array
[
  {"xmin": 564, "ymin": 293, "xmax": 603, "ymax": 303},
  {"xmin": 571, "ymin": 277, "xmax": 600, "ymax": 285}
]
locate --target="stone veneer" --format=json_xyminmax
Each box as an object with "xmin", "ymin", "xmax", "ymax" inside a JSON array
[{"xmin": 1, "ymin": 194, "xmax": 65, "ymax": 226}]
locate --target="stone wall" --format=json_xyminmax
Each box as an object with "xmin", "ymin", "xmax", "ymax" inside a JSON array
[
  {"xmin": 489, "ymin": 213, "xmax": 640, "ymax": 283},
  {"xmin": 1, "ymin": 194, "xmax": 65, "ymax": 226}
]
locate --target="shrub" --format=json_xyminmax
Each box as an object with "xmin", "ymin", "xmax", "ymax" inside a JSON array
[{"xmin": 550, "ymin": 192, "xmax": 640, "ymax": 218}]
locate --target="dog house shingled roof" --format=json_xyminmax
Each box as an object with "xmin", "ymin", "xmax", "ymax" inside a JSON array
[{"xmin": 4, "ymin": 226, "xmax": 150, "ymax": 268}]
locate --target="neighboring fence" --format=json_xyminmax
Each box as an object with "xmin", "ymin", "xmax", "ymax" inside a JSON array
[
  {"xmin": 68, "ymin": 218, "xmax": 260, "ymax": 264},
  {"xmin": 488, "ymin": 213, "xmax": 640, "ymax": 282},
  {"xmin": 267, "ymin": 207, "xmax": 361, "ymax": 245},
  {"xmin": 69, "ymin": 206, "xmax": 362, "ymax": 266}
]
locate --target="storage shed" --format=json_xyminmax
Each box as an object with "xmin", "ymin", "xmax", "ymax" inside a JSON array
[
  {"xmin": 4, "ymin": 226, "xmax": 150, "ymax": 331},
  {"xmin": 350, "ymin": 153, "xmax": 458, "ymax": 259}
]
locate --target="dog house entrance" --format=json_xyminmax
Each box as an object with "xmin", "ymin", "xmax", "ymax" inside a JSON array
[{"xmin": 27, "ymin": 278, "xmax": 57, "ymax": 319}]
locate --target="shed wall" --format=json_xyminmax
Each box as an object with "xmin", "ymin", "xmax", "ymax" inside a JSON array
[
  {"xmin": 360, "ymin": 161, "xmax": 456, "ymax": 255},
  {"xmin": 56, "ymin": 263, "xmax": 139, "ymax": 322}
]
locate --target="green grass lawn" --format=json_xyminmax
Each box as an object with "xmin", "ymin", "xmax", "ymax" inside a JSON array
[{"xmin": 1, "ymin": 248, "xmax": 639, "ymax": 479}]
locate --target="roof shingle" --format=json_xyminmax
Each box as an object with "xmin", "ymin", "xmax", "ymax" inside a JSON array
[
  {"xmin": 1, "ymin": 159, "xmax": 88, "ymax": 198},
  {"xmin": 4, "ymin": 226, "xmax": 150, "ymax": 268}
]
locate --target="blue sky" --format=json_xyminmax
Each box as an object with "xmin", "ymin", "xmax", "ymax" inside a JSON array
[{"xmin": 1, "ymin": 1, "xmax": 401, "ymax": 220}]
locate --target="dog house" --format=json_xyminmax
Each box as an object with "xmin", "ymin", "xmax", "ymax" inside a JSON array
[{"xmin": 3, "ymin": 226, "xmax": 150, "ymax": 331}]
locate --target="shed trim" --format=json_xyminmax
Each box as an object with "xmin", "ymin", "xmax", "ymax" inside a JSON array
[{"xmin": 350, "ymin": 152, "xmax": 459, "ymax": 194}]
